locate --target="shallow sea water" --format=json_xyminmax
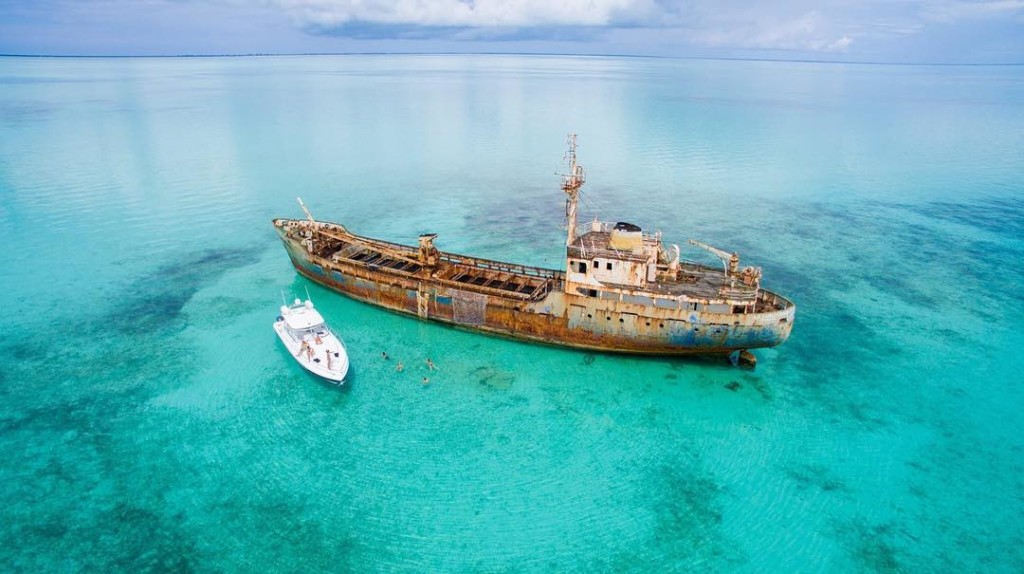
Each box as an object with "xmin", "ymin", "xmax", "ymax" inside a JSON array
[{"xmin": 1, "ymin": 55, "xmax": 1022, "ymax": 572}]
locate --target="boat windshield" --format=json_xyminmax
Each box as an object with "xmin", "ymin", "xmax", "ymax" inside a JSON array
[{"xmin": 291, "ymin": 326, "xmax": 325, "ymax": 338}]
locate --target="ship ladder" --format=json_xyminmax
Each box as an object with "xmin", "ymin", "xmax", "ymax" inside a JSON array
[{"xmin": 416, "ymin": 288, "xmax": 430, "ymax": 319}]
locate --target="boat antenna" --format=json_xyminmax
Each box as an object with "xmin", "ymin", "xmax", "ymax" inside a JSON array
[
  {"xmin": 560, "ymin": 133, "xmax": 586, "ymax": 247},
  {"xmin": 280, "ymin": 290, "xmax": 287, "ymax": 306},
  {"xmin": 296, "ymin": 197, "xmax": 316, "ymax": 224},
  {"xmin": 304, "ymin": 285, "xmax": 311, "ymax": 302}
]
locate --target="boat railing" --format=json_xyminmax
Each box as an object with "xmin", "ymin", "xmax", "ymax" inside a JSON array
[
  {"xmin": 346, "ymin": 230, "xmax": 565, "ymax": 280},
  {"xmin": 439, "ymin": 252, "xmax": 565, "ymax": 281},
  {"xmin": 586, "ymin": 220, "xmax": 661, "ymax": 242},
  {"xmin": 756, "ymin": 290, "xmax": 794, "ymax": 313}
]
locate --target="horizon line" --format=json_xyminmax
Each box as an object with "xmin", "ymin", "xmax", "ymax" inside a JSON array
[{"xmin": 1, "ymin": 51, "xmax": 1021, "ymax": 67}]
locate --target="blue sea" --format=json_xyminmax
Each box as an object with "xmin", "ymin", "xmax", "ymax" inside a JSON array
[{"xmin": 1, "ymin": 54, "xmax": 1022, "ymax": 572}]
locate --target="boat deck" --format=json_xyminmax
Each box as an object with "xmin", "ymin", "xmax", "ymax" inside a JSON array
[
  {"xmin": 567, "ymin": 230, "xmax": 653, "ymax": 262},
  {"xmin": 652, "ymin": 262, "xmax": 758, "ymax": 301},
  {"xmin": 289, "ymin": 220, "xmax": 767, "ymax": 306},
  {"xmin": 321, "ymin": 231, "xmax": 560, "ymax": 301}
]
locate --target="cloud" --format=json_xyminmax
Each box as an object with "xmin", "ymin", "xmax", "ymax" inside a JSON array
[
  {"xmin": 684, "ymin": 8, "xmax": 856, "ymax": 53},
  {"xmin": 3, "ymin": 0, "xmax": 1020, "ymax": 60},
  {"xmin": 270, "ymin": 0, "xmax": 655, "ymax": 28},
  {"xmin": 827, "ymin": 34, "xmax": 853, "ymax": 51},
  {"xmin": 267, "ymin": 0, "xmax": 862, "ymax": 52}
]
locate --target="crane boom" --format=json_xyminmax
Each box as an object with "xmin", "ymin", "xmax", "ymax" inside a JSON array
[
  {"xmin": 297, "ymin": 197, "xmax": 316, "ymax": 224},
  {"xmin": 687, "ymin": 239, "xmax": 740, "ymax": 276}
]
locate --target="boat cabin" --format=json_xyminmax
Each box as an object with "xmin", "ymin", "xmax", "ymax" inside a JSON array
[
  {"xmin": 565, "ymin": 221, "xmax": 660, "ymax": 290},
  {"xmin": 278, "ymin": 299, "xmax": 328, "ymax": 338}
]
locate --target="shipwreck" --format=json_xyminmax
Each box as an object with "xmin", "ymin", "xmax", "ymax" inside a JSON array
[{"xmin": 273, "ymin": 135, "xmax": 795, "ymax": 358}]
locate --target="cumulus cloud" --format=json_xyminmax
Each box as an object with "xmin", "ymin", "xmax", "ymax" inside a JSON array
[
  {"xmin": 267, "ymin": 0, "xmax": 858, "ymax": 51},
  {"xmin": 258, "ymin": 0, "xmax": 1024, "ymax": 55},
  {"xmin": 270, "ymin": 0, "xmax": 656, "ymax": 28}
]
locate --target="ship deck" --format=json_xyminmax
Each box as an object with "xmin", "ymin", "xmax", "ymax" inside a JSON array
[
  {"xmin": 652, "ymin": 262, "xmax": 758, "ymax": 301},
  {"xmin": 283, "ymin": 219, "xmax": 779, "ymax": 308},
  {"xmin": 567, "ymin": 230, "xmax": 653, "ymax": 262},
  {"xmin": 309, "ymin": 226, "xmax": 562, "ymax": 301}
]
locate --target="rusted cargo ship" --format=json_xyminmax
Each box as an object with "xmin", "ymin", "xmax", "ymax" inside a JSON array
[{"xmin": 273, "ymin": 135, "xmax": 795, "ymax": 356}]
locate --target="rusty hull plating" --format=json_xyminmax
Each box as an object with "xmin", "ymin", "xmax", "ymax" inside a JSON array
[{"xmin": 272, "ymin": 136, "xmax": 795, "ymax": 356}]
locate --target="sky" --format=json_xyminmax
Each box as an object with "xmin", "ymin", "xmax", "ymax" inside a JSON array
[{"xmin": 0, "ymin": 0, "xmax": 1022, "ymax": 63}]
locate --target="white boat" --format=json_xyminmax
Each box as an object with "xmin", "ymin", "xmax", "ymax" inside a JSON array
[{"xmin": 274, "ymin": 298, "xmax": 350, "ymax": 383}]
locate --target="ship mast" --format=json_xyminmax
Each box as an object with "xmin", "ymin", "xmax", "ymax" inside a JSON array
[{"xmin": 561, "ymin": 133, "xmax": 586, "ymax": 247}]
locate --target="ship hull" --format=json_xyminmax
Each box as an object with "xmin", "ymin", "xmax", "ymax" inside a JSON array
[{"xmin": 276, "ymin": 227, "xmax": 795, "ymax": 356}]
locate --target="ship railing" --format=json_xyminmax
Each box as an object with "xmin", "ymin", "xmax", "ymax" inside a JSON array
[
  {"xmin": 585, "ymin": 220, "xmax": 662, "ymax": 242},
  {"xmin": 345, "ymin": 234, "xmax": 419, "ymax": 258},
  {"xmin": 431, "ymin": 274, "xmax": 554, "ymax": 301},
  {"xmin": 439, "ymin": 253, "xmax": 565, "ymax": 281},
  {"xmin": 755, "ymin": 290, "xmax": 794, "ymax": 313},
  {"xmin": 341, "ymin": 230, "xmax": 565, "ymax": 281}
]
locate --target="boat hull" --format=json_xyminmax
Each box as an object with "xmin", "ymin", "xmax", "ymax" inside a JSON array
[
  {"xmin": 277, "ymin": 229, "xmax": 795, "ymax": 356},
  {"xmin": 273, "ymin": 320, "xmax": 350, "ymax": 382}
]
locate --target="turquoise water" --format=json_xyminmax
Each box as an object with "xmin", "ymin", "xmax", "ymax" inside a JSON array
[{"xmin": 1, "ymin": 54, "xmax": 1022, "ymax": 572}]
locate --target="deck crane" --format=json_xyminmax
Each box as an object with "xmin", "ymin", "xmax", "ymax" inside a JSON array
[
  {"xmin": 687, "ymin": 239, "xmax": 739, "ymax": 277},
  {"xmin": 687, "ymin": 239, "xmax": 762, "ymax": 289}
]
